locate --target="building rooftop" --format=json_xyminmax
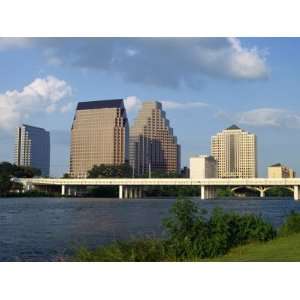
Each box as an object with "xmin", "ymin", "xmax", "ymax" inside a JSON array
[
  {"xmin": 270, "ymin": 163, "xmax": 283, "ymax": 167},
  {"xmin": 226, "ymin": 124, "xmax": 241, "ymax": 130},
  {"xmin": 76, "ymin": 99, "xmax": 124, "ymax": 110}
]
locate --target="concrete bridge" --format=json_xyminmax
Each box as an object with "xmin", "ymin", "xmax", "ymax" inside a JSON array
[{"xmin": 12, "ymin": 177, "xmax": 300, "ymax": 200}]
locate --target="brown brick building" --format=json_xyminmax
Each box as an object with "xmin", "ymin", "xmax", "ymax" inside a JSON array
[{"xmin": 69, "ymin": 99, "xmax": 129, "ymax": 178}]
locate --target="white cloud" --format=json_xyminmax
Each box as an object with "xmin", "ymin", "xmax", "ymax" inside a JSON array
[
  {"xmin": 124, "ymin": 96, "xmax": 142, "ymax": 113},
  {"xmin": 227, "ymin": 38, "xmax": 268, "ymax": 79},
  {"xmin": 0, "ymin": 38, "xmax": 31, "ymax": 51},
  {"xmin": 161, "ymin": 100, "xmax": 208, "ymax": 110},
  {"xmin": 0, "ymin": 76, "xmax": 72, "ymax": 130},
  {"xmin": 60, "ymin": 102, "xmax": 74, "ymax": 113},
  {"xmin": 5, "ymin": 38, "xmax": 268, "ymax": 89},
  {"xmin": 237, "ymin": 108, "xmax": 300, "ymax": 128},
  {"xmin": 124, "ymin": 96, "xmax": 208, "ymax": 115}
]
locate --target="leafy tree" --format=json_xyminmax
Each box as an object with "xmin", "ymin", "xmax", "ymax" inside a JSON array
[
  {"xmin": 87, "ymin": 163, "xmax": 132, "ymax": 178},
  {"xmin": 163, "ymin": 198, "xmax": 276, "ymax": 260},
  {"xmin": 0, "ymin": 174, "xmax": 12, "ymax": 196},
  {"xmin": 279, "ymin": 211, "xmax": 300, "ymax": 236},
  {"xmin": 0, "ymin": 161, "xmax": 41, "ymax": 196}
]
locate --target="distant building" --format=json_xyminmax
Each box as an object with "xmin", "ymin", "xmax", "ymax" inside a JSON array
[
  {"xmin": 189, "ymin": 155, "xmax": 217, "ymax": 179},
  {"xmin": 69, "ymin": 99, "xmax": 129, "ymax": 178},
  {"xmin": 180, "ymin": 166, "xmax": 190, "ymax": 178},
  {"xmin": 211, "ymin": 125, "xmax": 257, "ymax": 178},
  {"xmin": 268, "ymin": 163, "xmax": 296, "ymax": 178},
  {"xmin": 15, "ymin": 124, "xmax": 50, "ymax": 176},
  {"xmin": 129, "ymin": 101, "xmax": 180, "ymax": 176}
]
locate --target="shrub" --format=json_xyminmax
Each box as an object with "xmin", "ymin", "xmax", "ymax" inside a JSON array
[
  {"xmin": 279, "ymin": 211, "xmax": 300, "ymax": 236},
  {"xmin": 163, "ymin": 198, "xmax": 276, "ymax": 260},
  {"xmin": 74, "ymin": 239, "xmax": 173, "ymax": 262}
]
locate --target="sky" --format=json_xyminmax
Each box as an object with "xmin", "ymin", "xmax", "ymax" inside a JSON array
[{"xmin": 0, "ymin": 37, "xmax": 300, "ymax": 177}]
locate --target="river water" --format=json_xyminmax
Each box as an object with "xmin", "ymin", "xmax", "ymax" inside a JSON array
[{"xmin": 1, "ymin": 197, "xmax": 300, "ymax": 261}]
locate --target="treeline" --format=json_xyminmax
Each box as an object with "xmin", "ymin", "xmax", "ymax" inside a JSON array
[
  {"xmin": 80, "ymin": 164, "xmax": 295, "ymax": 198},
  {"xmin": 0, "ymin": 162, "xmax": 41, "ymax": 196}
]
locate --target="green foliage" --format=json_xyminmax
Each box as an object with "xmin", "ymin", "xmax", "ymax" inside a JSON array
[
  {"xmin": 163, "ymin": 198, "xmax": 276, "ymax": 260},
  {"xmin": 145, "ymin": 185, "xmax": 200, "ymax": 197},
  {"xmin": 0, "ymin": 161, "xmax": 41, "ymax": 196},
  {"xmin": 265, "ymin": 187, "xmax": 292, "ymax": 197},
  {"xmin": 74, "ymin": 239, "xmax": 173, "ymax": 262},
  {"xmin": 0, "ymin": 174, "xmax": 12, "ymax": 196},
  {"xmin": 86, "ymin": 186, "xmax": 118, "ymax": 197},
  {"xmin": 87, "ymin": 163, "xmax": 132, "ymax": 178},
  {"xmin": 279, "ymin": 211, "xmax": 300, "ymax": 236},
  {"xmin": 216, "ymin": 187, "xmax": 234, "ymax": 197}
]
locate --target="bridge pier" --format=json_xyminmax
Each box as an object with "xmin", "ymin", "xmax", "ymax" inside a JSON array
[
  {"xmin": 260, "ymin": 189, "xmax": 265, "ymax": 198},
  {"xmin": 200, "ymin": 186, "xmax": 216, "ymax": 200},
  {"xmin": 61, "ymin": 185, "xmax": 65, "ymax": 196},
  {"xmin": 200, "ymin": 186, "xmax": 205, "ymax": 200},
  {"xmin": 294, "ymin": 185, "xmax": 299, "ymax": 200},
  {"xmin": 119, "ymin": 185, "xmax": 123, "ymax": 199}
]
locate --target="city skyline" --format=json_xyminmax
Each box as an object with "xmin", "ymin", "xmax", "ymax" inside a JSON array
[{"xmin": 1, "ymin": 38, "xmax": 300, "ymax": 176}]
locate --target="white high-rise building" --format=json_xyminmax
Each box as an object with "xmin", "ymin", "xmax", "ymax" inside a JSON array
[
  {"xmin": 211, "ymin": 125, "xmax": 257, "ymax": 178},
  {"xmin": 15, "ymin": 124, "xmax": 50, "ymax": 176}
]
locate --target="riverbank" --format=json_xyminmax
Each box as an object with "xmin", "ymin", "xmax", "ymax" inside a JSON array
[
  {"xmin": 73, "ymin": 232, "xmax": 300, "ymax": 262},
  {"xmin": 72, "ymin": 198, "xmax": 300, "ymax": 262},
  {"xmin": 209, "ymin": 233, "xmax": 300, "ymax": 261}
]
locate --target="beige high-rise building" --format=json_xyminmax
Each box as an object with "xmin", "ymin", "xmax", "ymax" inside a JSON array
[
  {"xmin": 69, "ymin": 99, "xmax": 129, "ymax": 178},
  {"xmin": 268, "ymin": 163, "xmax": 296, "ymax": 178},
  {"xmin": 189, "ymin": 155, "xmax": 217, "ymax": 179},
  {"xmin": 129, "ymin": 101, "xmax": 180, "ymax": 176},
  {"xmin": 211, "ymin": 125, "xmax": 257, "ymax": 178}
]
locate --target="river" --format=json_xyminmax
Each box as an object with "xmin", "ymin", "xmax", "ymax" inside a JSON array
[{"xmin": 0, "ymin": 197, "xmax": 300, "ymax": 261}]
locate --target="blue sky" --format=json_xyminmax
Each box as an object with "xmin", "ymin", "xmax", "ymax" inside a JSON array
[{"xmin": 0, "ymin": 37, "xmax": 300, "ymax": 177}]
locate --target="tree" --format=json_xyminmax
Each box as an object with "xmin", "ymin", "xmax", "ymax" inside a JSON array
[
  {"xmin": 0, "ymin": 162, "xmax": 41, "ymax": 196},
  {"xmin": 87, "ymin": 163, "xmax": 132, "ymax": 178}
]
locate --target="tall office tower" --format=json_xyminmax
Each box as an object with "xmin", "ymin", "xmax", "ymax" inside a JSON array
[
  {"xmin": 69, "ymin": 99, "xmax": 129, "ymax": 178},
  {"xmin": 129, "ymin": 101, "xmax": 181, "ymax": 176},
  {"xmin": 211, "ymin": 125, "xmax": 257, "ymax": 178},
  {"xmin": 15, "ymin": 124, "xmax": 50, "ymax": 176}
]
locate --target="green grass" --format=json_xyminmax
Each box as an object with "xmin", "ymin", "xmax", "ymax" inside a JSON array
[{"xmin": 209, "ymin": 233, "xmax": 300, "ymax": 262}]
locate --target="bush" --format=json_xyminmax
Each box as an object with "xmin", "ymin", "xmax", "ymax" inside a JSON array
[
  {"xmin": 279, "ymin": 211, "xmax": 300, "ymax": 236},
  {"xmin": 74, "ymin": 239, "xmax": 173, "ymax": 262},
  {"xmin": 163, "ymin": 198, "xmax": 276, "ymax": 260}
]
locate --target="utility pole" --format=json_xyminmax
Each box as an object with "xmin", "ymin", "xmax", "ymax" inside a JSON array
[{"xmin": 149, "ymin": 162, "xmax": 151, "ymax": 178}]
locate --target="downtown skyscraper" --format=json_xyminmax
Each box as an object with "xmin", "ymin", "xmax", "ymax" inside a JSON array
[
  {"xmin": 211, "ymin": 125, "xmax": 257, "ymax": 178},
  {"xmin": 15, "ymin": 124, "xmax": 50, "ymax": 176},
  {"xmin": 69, "ymin": 99, "xmax": 129, "ymax": 178},
  {"xmin": 129, "ymin": 101, "xmax": 180, "ymax": 176}
]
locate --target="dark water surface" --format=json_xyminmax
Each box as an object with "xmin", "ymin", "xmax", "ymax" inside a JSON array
[{"xmin": 1, "ymin": 197, "xmax": 300, "ymax": 261}]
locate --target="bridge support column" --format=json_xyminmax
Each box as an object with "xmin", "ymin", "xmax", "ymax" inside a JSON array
[
  {"xmin": 294, "ymin": 185, "xmax": 299, "ymax": 201},
  {"xmin": 119, "ymin": 185, "xmax": 123, "ymax": 199},
  {"xmin": 124, "ymin": 186, "xmax": 128, "ymax": 199},
  {"xmin": 260, "ymin": 189, "xmax": 265, "ymax": 198},
  {"xmin": 26, "ymin": 183, "xmax": 32, "ymax": 192},
  {"xmin": 67, "ymin": 186, "xmax": 71, "ymax": 196},
  {"xmin": 128, "ymin": 187, "xmax": 133, "ymax": 199},
  {"xmin": 138, "ymin": 187, "xmax": 143, "ymax": 198},
  {"xmin": 61, "ymin": 185, "xmax": 65, "ymax": 196},
  {"xmin": 200, "ymin": 186, "xmax": 205, "ymax": 200}
]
